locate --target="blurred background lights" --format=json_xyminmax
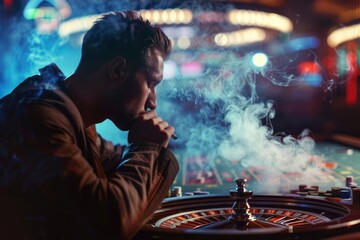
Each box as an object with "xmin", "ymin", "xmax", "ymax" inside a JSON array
[
  {"xmin": 346, "ymin": 149, "xmax": 354, "ymax": 155},
  {"xmin": 214, "ymin": 28, "xmax": 266, "ymax": 47},
  {"xmin": 327, "ymin": 23, "xmax": 360, "ymax": 47},
  {"xmin": 162, "ymin": 26, "xmax": 195, "ymax": 39},
  {"xmin": 139, "ymin": 8, "xmax": 193, "ymax": 25},
  {"xmin": 227, "ymin": 9, "xmax": 293, "ymax": 33},
  {"xmin": 24, "ymin": 0, "xmax": 71, "ymax": 34},
  {"xmin": 163, "ymin": 60, "xmax": 178, "ymax": 80},
  {"xmin": 58, "ymin": 9, "xmax": 193, "ymax": 40},
  {"xmin": 181, "ymin": 61, "xmax": 204, "ymax": 77},
  {"xmin": 58, "ymin": 14, "xmax": 98, "ymax": 37},
  {"xmin": 177, "ymin": 37, "xmax": 191, "ymax": 49},
  {"xmin": 252, "ymin": 52, "xmax": 268, "ymax": 67},
  {"xmin": 286, "ymin": 36, "xmax": 320, "ymax": 52},
  {"xmin": 298, "ymin": 62, "xmax": 320, "ymax": 74}
]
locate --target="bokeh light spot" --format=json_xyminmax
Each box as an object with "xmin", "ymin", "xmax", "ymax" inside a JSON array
[{"xmin": 252, "ymin": 52, "xmax": 268, "ymax": 67}]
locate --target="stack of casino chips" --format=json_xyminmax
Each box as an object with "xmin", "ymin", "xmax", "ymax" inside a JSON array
[
  {"xmin": 346, "ymin": 176, "xmax": 360, "ymax": 206},
  {"xmin": 346, "ymin": 176, "xmax": 357, "ymax": 188},
  {"xmin": 296, "ymin": 184, "xmax": 352, "ymax": 199},
  {"xmin": 167, "ymin": 187, "xmax": 211, "ymax": 197},
  {"xmin": 352, "ymin": 188, "xmax": 360, "ymax": 207},
  {"xmin": 297, "ymin": 184, "xmax": 322, "ymax": 196},
  {"xmin": 167, "ymin": 186, "xmax": 183, "ymax": 197},
  {"xmin": 193, "ymin": 190, "xmax": 210, "ymax": 195},
  {"xmin": 172, "ymin": 186, "xmax": 182, "ymax": 197},
  {"xmin": 184, "ymin": 190, "xmax": 210, "ymax": 196}
]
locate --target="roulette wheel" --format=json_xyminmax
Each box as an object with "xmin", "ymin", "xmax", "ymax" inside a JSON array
[{"xmin": 136, "ymin": 179, "xmax": 360, "ymax": 240}]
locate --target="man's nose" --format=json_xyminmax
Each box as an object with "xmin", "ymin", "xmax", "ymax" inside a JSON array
[{"xmin": 145, "ymin": 89, "xmax": 157, "ymax": 110}]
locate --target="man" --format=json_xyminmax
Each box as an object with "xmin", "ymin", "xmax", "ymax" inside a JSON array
[{"xmin": 0, "ymin": 11, "xmax": 178, "ymax": 240}]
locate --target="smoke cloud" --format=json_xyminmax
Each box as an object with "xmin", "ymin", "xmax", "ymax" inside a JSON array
[{"xmin": 157, "ymin": 48, "xmax": 342, "ymax": 193}]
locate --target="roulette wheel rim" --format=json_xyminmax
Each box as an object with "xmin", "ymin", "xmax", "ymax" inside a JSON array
[{"xmin": 138, "ymin": 194, "xmax": 360, "ymax": 240}]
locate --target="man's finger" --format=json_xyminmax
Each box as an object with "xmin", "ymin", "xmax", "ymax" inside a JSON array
[
  {"xmin": 158, "ymin": 120, "xmax": 169, "ymax": 130},
  {"xmin": 140, "ymin": 110, "xmax": 157, "ymax": 120},
  {"xmin": 165, "ymin": 126, "xmax": 175, "ymax": 137}
]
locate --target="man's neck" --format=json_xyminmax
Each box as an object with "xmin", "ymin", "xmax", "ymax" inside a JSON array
[{"xmin": 64, "ymin": 73, "xmax": 103, "ymax": 127}]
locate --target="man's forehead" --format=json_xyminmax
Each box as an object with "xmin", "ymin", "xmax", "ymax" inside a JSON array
[
  {"xmin": 144, "ymin": 48, "xmax": 164, "ymax": 70},
  {"xmin": 145, "ymin": 47, "xmax": 164, "ymax": 59}
]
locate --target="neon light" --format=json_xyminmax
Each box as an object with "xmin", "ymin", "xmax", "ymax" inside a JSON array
[
  {"xmin": 252, "ymin": 53, "xmax": 268, "ymax": 67},
  {"xmin": 303, "ymin": 74, "xmax": 323, "ymax": 87},
  {"xmin": 286, "ymin": 36, "xmax": 320, "ymax": 52},
  {"xmin": 24, "ymin": 8, "xmax": 37, "ymax": 19},
  {"xmin": 346, "ymin": 51, "xmax": 358, "ymax": 105},
  {"xmin": 228, "ymin": 10, "xmax": 293, "ymax": 33},
  {"xmin": 214, "ymin": 28, "xmax": 266, "ymax": 47},
  {"xmin": 24, "ymin": 0, "xmax": 47, "ymax": 20},
  {"xmin": 346, "ymin": 74, "xmax": 357, "ymax": 105},
  {"xmin": 139, "ymin": 9, "xmax": 193, "ymax": 25},
  {"xmin": 58, "ymin": 15, "xmax": 99, "ymax": 37},
  {"xmin": 58, "ymin": 9, "xmax": 191, "ymax": 38},
  {"xmin": 181, "ymin": 61, "xmax": 203, "ymax": 77},
  {"xmin": 4, "ymin": 0, "xmax": 13, "ymax": 8},
  {"xmin": 298, "ymin": 62, "xmax": 320, "ymax": 74},
  {"xmin": 327, "ymin": 23, "xmax": 360, "ymax": 48},
  {"xmin": 338, "ymin": 48, "xmax": 347, "ymax": 78},
  {"xmin": 177, "ymin": 37, "xmax": 191, "ymax": 49},
  {"xmin": 357, "ymin": 41, "xmax": 360, "ymax": 70},
  {"xmin": 23, "ymin": 0, "xmax": 71, "ymax": 20}
]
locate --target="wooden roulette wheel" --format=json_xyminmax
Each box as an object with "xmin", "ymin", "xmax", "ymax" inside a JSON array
[{"xmin": 136, "ymin": 179, "xmax": 360, "ymax": 240}]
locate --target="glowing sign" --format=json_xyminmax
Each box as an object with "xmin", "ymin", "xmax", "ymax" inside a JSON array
[{"xmin": 23, "ymin": 0, "xmax": 71, "ymax": 34}]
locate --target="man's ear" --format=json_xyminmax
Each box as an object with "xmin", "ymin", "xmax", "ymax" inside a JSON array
[{"xmin": 109, "ymin": 56, "xmax": 127, "ymax": 82}]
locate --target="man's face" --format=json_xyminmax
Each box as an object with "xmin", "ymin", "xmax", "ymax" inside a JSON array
[{"xmin": 107, "ymin": 47, "xmax": 165, "ymax": 130}]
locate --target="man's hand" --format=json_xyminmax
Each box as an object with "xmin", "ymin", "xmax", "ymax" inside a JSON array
[{"xmin": 128, "ymin": 110, "xmax": 175, "ymax": 148}]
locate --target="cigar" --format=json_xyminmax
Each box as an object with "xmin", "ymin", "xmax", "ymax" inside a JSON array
[{"xmin": 171, "ymin": 133, "xmax": 178, "ymax": 140}]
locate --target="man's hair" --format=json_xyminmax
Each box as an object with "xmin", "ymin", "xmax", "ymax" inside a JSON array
[{"xmin": 78, "ymin": 11, "xmax": 172, "ymax": 71}]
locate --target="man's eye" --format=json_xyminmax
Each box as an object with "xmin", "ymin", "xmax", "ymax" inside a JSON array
[
  {"xmin": 148, "ymin": 81, "xmax": 155, "ymax": 88},
  {"xmin": 148, "ymin": 80, "xmax": 158, "ymax": 88}
]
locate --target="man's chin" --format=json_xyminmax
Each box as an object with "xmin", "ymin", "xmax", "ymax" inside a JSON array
[{"xmin": 110, "ymin": 119, "xmax": 130, "ymax": 131}]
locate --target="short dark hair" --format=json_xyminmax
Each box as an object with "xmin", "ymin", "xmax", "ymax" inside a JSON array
[{"xmin": 78, "ymin": 11, "xmax": 172, "ymax": 71}]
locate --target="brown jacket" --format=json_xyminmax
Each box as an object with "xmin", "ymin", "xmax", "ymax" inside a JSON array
[{"xmin": 0, "ymin": 64, "xmax": 179, "ymax": 240}]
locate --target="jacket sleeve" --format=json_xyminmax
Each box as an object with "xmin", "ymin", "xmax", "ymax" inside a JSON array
[
  {"xmin": 96, "ymin": 133, "xmax": 125, "ymax": 176},
  {"xmin": 21, "ymin": 104, "xmax": 179, "ymax": 240},
  {"xmin": 110, "ymin": 143, "xmax": 179, "ymax": 238}
]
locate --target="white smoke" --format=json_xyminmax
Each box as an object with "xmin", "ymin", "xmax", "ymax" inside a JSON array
[{"xmin": 158, "ymin": 49, "xmax": 342, "ymax": 193}]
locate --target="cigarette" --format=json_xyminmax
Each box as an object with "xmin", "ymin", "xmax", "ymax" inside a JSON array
[{"xmin": 171, "ymin": 133, "xmax": 178, "ymax": 140}]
